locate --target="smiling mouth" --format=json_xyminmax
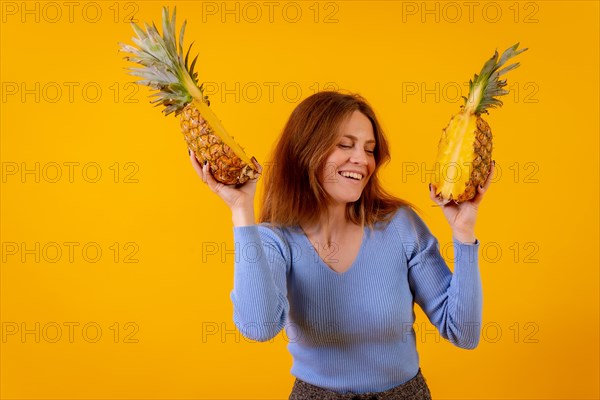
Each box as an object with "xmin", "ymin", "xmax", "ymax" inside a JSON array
[{"xmin": 338, "ymin": 171, "xmax": 364, "ymax": 181}]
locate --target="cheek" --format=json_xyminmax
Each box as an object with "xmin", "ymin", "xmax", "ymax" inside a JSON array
[
  {"xmin": 323, "ymin": 152, "xmax": 342, "ymax": 172},
  {"xmin": 368, "ymin": 159, "xmax": 376, "ymax": 175},
  {"xmin": 322, "ymin": 162, "xmax": 340, "ymax": 183}
]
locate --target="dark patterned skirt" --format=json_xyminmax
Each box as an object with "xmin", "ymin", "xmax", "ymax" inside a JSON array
[{"xmin": 288, "ymin": 368, "xmax": 432, "ymax": 400}]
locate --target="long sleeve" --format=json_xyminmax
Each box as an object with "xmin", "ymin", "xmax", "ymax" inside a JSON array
[
  {"xmin": 396, "ymin": 208, "xmax": 483, "ymax": 349},
  {"xmin": 230, "ymin": 225, "xmax": 290, "ymax": 342},
  {"xmin": 225, "ymin": 212, "xmax": 482, "ymax": 393}
]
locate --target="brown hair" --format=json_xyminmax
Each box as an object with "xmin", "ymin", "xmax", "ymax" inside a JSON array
[{"xmin": 258, "ymin": 91, "xmax": 414, "ymax": 229}]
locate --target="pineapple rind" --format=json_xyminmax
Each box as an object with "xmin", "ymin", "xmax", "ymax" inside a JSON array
[
  {"xmin": 181, "ymin": 103, "xmax": 258, "ymax": 185},
  {"xmin": 191, "ymin": 99, "xmax": 253, "ymax": 166}
]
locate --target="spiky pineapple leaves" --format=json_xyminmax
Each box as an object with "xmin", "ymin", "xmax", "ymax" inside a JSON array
[
  {"xmin": 463, "ymin": 43, "xmax": 528, "ymax": 115},
  {"xmin": 119, "ymin": 7, "xmax": 208, "ymax": 116}
]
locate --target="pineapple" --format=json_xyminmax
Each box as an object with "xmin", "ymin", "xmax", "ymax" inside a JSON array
[
  {"xmin": 432, "ymin": 43, "xmax": 527, "ymax": 203},
  {"xmin": 119, "ymin": 7, "xmax": 258, "ymax": 185}
]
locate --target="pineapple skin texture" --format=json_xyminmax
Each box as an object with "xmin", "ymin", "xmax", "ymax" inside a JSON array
[
  {"xmin": 180, "ymin": 104, "xmax": 257, "ymax": 185},
  {"xmin": 433, "ymin": 114, "xmax": 493, "ymax": 203}
]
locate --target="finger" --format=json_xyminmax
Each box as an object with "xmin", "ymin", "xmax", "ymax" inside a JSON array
[
  {"xmin": 249, "ymin": 157, "xmax": 263, "ymax": 183},
  {"xmin": 482, "ymin": 161, "xmax": 495, "ymax": 190},
  {"xmin": 203, "ymin": 162, "xmax": 229, "ymax": 196},
  {"xmin": 189, "ymin": 149, "xmax": 204, "ymax": 177},
  {"xmin": 240, "ymin": 157, "xmax": 262, "ymax": 185},
  {"xmin": 472, "ymin": 183, "xmax": 486, "ymax": 205},
  {"xmin": 472, "ymin": 161, "xmax": 495, "ymax": 204},
  {"xmin": 203, "ymin": 162, "xmax": 216, "ymax": 189},
  {"xmin": 429, "ymin": 183, "xmax": 437, "ymax": 201},
  {"xmin": 201, "ymin": 161, "xmax": 208, "ymax": 184},
  {"xmin": 251, "ymin": 157, "xmax": 263, "ymax": 174},
  {"xmin": 429, "ymin": 183, "xmax": 445, "ymax": 206}
]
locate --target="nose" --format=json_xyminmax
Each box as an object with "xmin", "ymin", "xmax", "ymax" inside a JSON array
[{"xmin": 349, "ymin": 148, "xmax": 369, "ymax": 165}]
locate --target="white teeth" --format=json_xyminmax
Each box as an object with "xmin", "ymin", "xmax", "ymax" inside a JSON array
[{"xmin": 339, "ymin": 171, "xmax": 363, "ymax": 180}]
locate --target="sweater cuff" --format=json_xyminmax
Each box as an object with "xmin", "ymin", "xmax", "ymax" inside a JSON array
[
  {"xmin": 453, "ymin": 238, "xmax": 479, "ymax": 267},
  {"xmin": 453, "ymin": 238, "xmax": 479, "ymax": 246},
  {"xmin": 233, "ymin": 224, "xmax": 260, "ymax": 237}
]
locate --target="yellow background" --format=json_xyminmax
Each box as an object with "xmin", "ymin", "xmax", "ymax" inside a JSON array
[{"xmin": 1, "ymin": 1, "xmax": 598, "ymax": 399}]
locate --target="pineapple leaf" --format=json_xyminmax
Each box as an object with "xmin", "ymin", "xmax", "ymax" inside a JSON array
[
  {"xmin": 463, "ymin": 43, "xmax": 528, "ymax": 115},
  {"xmin": 190, "ymin": 55, "xmax": 199, "ymax": 80},
  {"xmin": 178, "ymin": 20, "xmax": 187, "ymax": 60},
  {"xmin": 131, "ymin": 22, "xmax": 146, "ymax": 41},
  {"xmin": 498, "ymin": 42, "xmax": 527, "ymax": 66},
  {"xmin": 184, "ymin": 41, "xmax": 194, "ymax": 69},
  {"xmin": 496, "ymin": 62, "xmax": 520, "ymax": 76},
  {"xmin": 119, "ymin": 6, "xmax": 206, "ymax": 115}
]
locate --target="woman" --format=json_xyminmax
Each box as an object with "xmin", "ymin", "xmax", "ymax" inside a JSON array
[{"xmin": 190, "ymin": 91, "xmax": 494, "ymax": 399}]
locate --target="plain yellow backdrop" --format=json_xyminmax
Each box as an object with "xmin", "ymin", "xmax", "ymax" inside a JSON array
[{"xmin": 1, "ymin": 1, "xmax": 598, "ymax": 399}]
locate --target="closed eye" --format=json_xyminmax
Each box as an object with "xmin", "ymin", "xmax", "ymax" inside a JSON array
[{"xmin": 338, "ymin": 143, "xmax": 375, "ymax": 155}]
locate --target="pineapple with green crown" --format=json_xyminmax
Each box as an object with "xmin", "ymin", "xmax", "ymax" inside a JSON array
[
  {"xmin": 432, "ymin": 43, "xmax": 527, "ymax": 203},
  {"xmin": 119, "ymin": 7, "xmax": 259, "ymax": 185}
]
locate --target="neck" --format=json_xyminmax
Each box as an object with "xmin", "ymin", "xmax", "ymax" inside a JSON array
[{"xmin": 302, "ymin": 204, "xmax": 359, "ymax": 244}]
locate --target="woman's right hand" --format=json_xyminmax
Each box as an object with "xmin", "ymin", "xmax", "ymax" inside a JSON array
[{"xmin": 189, "ymin": 152, "xmax": 262, "ymax": 225}]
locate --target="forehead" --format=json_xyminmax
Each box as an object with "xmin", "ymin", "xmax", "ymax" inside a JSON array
[{"xmin": 338, "ymin": 110, "xmax": 376, "ymax": 142}]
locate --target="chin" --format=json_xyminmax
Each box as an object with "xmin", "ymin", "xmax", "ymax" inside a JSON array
[
  {"xmin": 327, "ymin": 185, "xmax": 368, "ymax": 205},
  {"xmin": 334, "ymin": 193, "xmax": 363, "ymax": 204}
]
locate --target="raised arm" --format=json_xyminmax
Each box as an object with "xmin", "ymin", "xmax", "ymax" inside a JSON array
[
  {"xmin": 190, "ymin": 153, "xmax": 289, "ymax": 341},
  {"xmin": 402, "ymin": 162, "xmax": 495, "ymax": 348},
  {"xmin": 399, "ymin": 208, "xmax": 483, "ymax": 349}
]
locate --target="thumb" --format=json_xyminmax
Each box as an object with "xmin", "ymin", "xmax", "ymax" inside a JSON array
[{"xmin": 202, "ymin": 161, "xmax": 228, "ymax": 196}]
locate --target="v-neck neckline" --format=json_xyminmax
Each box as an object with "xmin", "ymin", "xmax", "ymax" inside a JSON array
[{"xmin": 298, "ymin": 225, "xmax": 368, "ymax": 276}]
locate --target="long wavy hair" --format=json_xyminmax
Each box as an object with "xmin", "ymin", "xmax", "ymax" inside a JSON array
[{"xmin": 258, "ymin": 91, "xmax": 414, "ymax": 229}]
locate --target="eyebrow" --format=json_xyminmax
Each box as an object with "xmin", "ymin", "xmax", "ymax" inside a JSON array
[{"xmin": 342, "ymin": 134, "xmax": 376, "ymax": 144}]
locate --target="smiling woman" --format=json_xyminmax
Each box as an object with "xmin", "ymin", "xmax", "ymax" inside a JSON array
[
  {"xmin": 189, "ymin": 91, "xmax": 494, "ymax": 399},
  {"xmin": 259, "ymin": 92, "xmax": 411, "ymax": 230},
  {"xmin": 321, "ymin": 111, "xmax": 377, "ymax": 206}
]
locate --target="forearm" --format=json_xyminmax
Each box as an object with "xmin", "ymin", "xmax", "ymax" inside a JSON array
[
  {"xmin": 232, "ymin": 206, "xmax": 255, "ymax": 227},
  {"xmin": 453, "ymin": 230, "xmax": 476, "ymax": 244},
  {"xmin": 445, "ymin": 240, "xmax": 482, "ymax": 348}
]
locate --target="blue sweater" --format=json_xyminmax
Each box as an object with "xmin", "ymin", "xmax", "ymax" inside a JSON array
[{"xmin": 230, "ymin": 206, "xmax": 482, "ymax": 394}]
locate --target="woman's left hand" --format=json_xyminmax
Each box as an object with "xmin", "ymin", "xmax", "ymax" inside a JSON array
[{"xmin": 429, "ymin": 162, "xmax": 496, "ymax": 243}]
